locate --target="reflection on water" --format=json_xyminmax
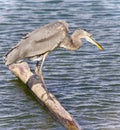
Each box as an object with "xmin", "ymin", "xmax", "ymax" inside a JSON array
[{"xmin": 0, "ymin": 0, "xmax": 120, "ymax": 130}]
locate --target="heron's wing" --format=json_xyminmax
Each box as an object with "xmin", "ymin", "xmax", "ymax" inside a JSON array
[
  {"xmin": 23, "ymin": 20, "xmax": 69, "ymax": 41},
  {"xmin": 18, "ymin": 21, "xmax": 69, "ymax": 58},
  {"xmin": 4, "ymin": 21, "xmax": 69, "ymax": 65}
]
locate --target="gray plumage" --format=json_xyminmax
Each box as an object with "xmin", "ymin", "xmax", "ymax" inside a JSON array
[
  {"xmin": 4, "ymin": 20, "xmax": 104, "ymax": 66},
  {"xmin": 4, "ymin": 21, "xmax": 68, "ymax": 65}
]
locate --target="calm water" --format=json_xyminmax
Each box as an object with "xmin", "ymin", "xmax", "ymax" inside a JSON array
[{"xmin": 0, "ymin": 0, "xmax": 120, "ymax": 130}]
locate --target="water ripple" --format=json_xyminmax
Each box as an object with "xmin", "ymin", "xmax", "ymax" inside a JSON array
[{"xmin": 0, "ymin": 0, "xmax": 120, "ymax": 130}]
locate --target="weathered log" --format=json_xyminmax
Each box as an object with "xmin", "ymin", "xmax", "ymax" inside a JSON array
[{"xmin": 9, "ymin": 62, "xmax": 82, "ymax": 130}]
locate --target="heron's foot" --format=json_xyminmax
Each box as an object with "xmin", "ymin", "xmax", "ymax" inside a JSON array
[
  {"xmin": 41, "ymin": 82, "xmax": 55, "ymax": 102},
  {"xmin": 35, "ymin": 69, "xmax": 55, "ymax": 102},
  {"xmin": 41, "ymin": 82, "xmax": 55, "ymax": 103}
]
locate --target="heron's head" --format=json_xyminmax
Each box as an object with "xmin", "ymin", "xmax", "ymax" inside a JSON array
[{"xmin": 74, "ymin": 29, "xmax": 104, "ymax": 50}]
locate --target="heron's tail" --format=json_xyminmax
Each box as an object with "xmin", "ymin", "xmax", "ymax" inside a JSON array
[{"xmin": 3, "ymin": 46, "xmax": 20, "ymax": 66}]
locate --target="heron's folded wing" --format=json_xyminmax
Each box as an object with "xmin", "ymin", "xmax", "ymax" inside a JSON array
[
  {"xmin": 18, "ymin": 21, "xmax": 69, "ymax": 58},
  {"xmin": 4, "ymin": 21, "xmax": 69, "ymax": 65},
  {"xmin": 23, "ymin": 21, "xmax": 68, "ymax": 41}
]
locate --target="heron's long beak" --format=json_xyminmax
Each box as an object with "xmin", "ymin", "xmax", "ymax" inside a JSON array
[{"xmin": 86, "ymin": 36, "xmax": 104, "ymax": 50}]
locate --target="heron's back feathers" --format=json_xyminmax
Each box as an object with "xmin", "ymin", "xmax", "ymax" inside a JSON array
[{"xmin": 4, "ymin": 20, "xmax": 69, "ymax": 65}]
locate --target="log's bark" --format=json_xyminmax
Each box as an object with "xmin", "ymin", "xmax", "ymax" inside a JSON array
[{"xmin": 9, "ymin": 62, "xmax": 82, "ymax": 130}]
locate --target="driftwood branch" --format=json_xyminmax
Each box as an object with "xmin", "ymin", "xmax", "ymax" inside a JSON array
[{"xmin": 9, "ymin": 62, "xmax": 82, "ymax": 130}]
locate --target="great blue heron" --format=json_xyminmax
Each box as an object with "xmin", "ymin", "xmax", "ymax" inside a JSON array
[{"xmin": 4, "ymin": 20, "xmax": 104, "ymax": 98}]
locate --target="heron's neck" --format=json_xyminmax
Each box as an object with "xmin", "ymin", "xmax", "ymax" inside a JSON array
[
  {"xmin": 71, "ymin": 33, "xmax": 82, "ymax": 50},
  {"xmin": 60, "ymin": 35, "xmax": 82, "ymax": 51}
]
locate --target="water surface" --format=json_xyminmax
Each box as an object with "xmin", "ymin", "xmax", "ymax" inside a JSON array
[{"xmin": 0, "ymin": 0, "xmax": 120, "ymax": 130}]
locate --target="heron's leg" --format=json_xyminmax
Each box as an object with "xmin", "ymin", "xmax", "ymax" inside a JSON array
[
  {"xmin": 39, "ymin": 52, "xmax": 49, "ymax": 84},
  {"xmin": 35, "ymin": 61, "xmax": 39, "ymax": 75},
  {"xmin": 39, "ymin": 52, "xmax": 55, "ymax": 101},
  {"xmin": 35, "ymin": 53, "xmax": 54, "ymax": 102},
  {"xmin": 35, "ymin": 52, "xmax": 48, "ymax": 81},
  {"xmin": 35, "ymin": 53, "xmax": 49, "ymax": 90}
]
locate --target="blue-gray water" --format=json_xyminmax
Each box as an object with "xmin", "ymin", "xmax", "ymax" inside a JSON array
[{"xmin": 0, "ymin": 0, "xmax": 120, "ymax": 130}]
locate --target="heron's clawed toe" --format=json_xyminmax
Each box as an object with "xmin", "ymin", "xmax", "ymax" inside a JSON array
[
  {"xmin": 34, "ymin": 68, "xmax": 55, "ymax": 102},
  {"xmin": 41, "ymin": 82, "xmax": 55, "ymax": 102}
]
